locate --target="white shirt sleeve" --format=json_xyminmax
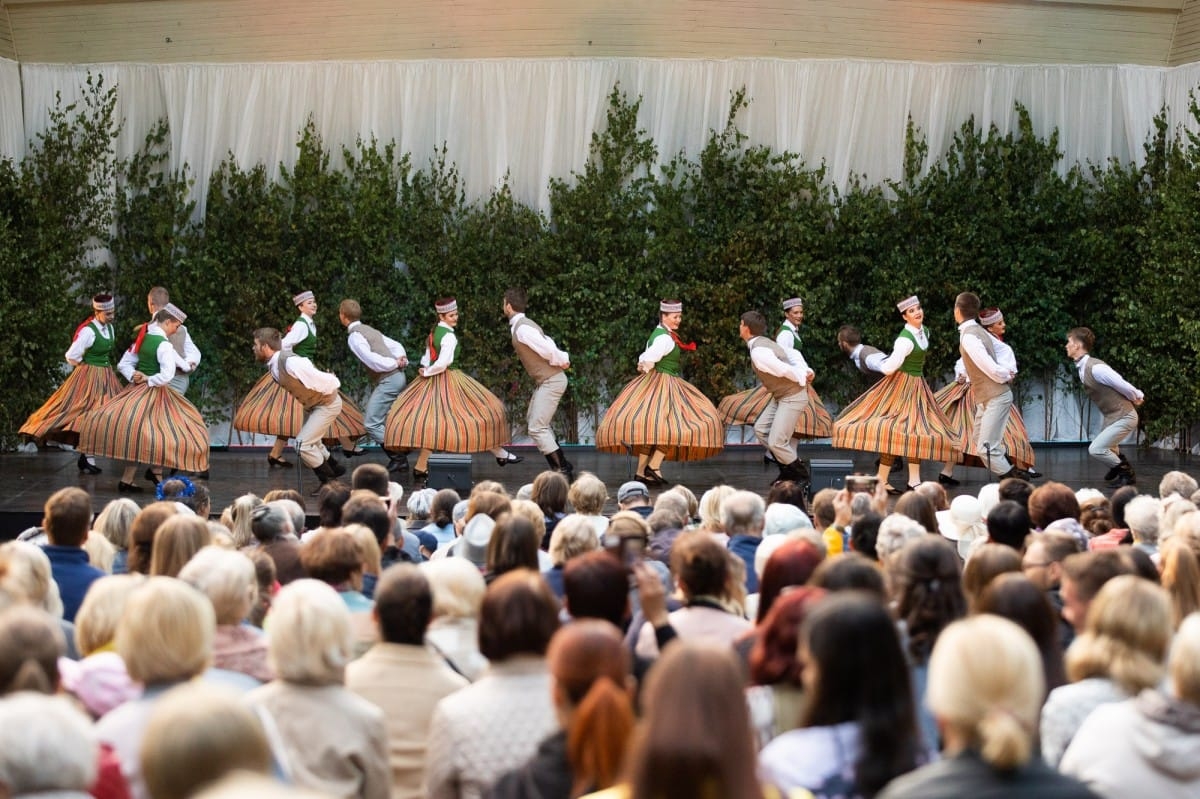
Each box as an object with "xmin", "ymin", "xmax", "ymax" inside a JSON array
[
  {"xmin": 954, "ymin": 358, "xmax": 968, "ymax": 381},
  {"xmin": 179, "ymin": 327, "xmax": 201, "ymax": 371},
  {"xmin": 65, "ymin": 325, "xmax": 97, "ymax": 364},
  {"xmin": 515, "ymin": 324, "xmax": 570, "ymax": 367},
  {"xmin": 281, "ymin": 320, "xmax": 311, "ymax": 350},
  {"xmin": 1091, "ymin": 362, "xmax": 1144, "ymax": 402},
  {"xmin": 960, "ymin": 329, "xmax": 1014, "ymax": 383},
  {"xmin": 750, "ymin": 345, "xmax": 807, "ymax": 386},
  {"xmin": 117, "ymin": 347, "xmax": 137, "ymax": 381},
  {"xmin": 993, "ymin": 339, "xmax": 1018, "ymax": 375},
  {"xmin": 775, "ymin": 327, "xmax": 797, "ymax": 351},
  {"xmin": 638, "ymin": 333, "xmax": 675, "ymax": 367},
  {"xmin": 877, "ymin": 334, "xmax": 915, "ymax": 376},
  {"xmin": 422, "ymin": 331, "xmax": 457, "ymax": 376},
  {"xmin": 284, "ymin": 355, "xmax": 340, "ymax": 394},
  {"xmin": 144, "ymin": 341, "xmax": 178, "ymax": 387},
  {"xmin": 348, "ymin": 330, "xmax": 404, "ymax": 372}
]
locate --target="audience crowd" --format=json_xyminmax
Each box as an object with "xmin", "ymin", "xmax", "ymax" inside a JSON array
[{"xmin": 3, "ymin": 460, "xmax": 1200, "ymax": 799}]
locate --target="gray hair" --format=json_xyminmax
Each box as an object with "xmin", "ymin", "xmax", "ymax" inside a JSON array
[
  {"xmin": 1160, "ymin": 471, "xmax": 1199, "ymax": 501},
  {"xmin": 721, "ymin": 490, "xmax": 766, "ymax": 538},
  {"xmin": 1124, "ymin": 495, "xmax": 1162, "ymax": 544},
  {"xmin": 876, "ymin": 513, "xmax": 927, "ymax": 561},
  {"xmin": 273, "ymin": 500, "xmax": 305, "ymax": 537},
  {"xmin": 251, "ymin": 503, "xmax": 293, "ymax": 543},
  {"xmin": 0, "ymin": 693, "xmax": 97, "ymax": 793}
]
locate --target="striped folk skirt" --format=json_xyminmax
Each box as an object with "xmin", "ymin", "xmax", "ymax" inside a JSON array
[
  {"xmin": 832, "ymin": 371, "xmax": 961, "ymax": 463},
  {"xmin": 76, "ymin": 383, "xmax": 210, "ymax": 472},
  {"xmin": 233, "ymin": 373, "xmax": 366, "ymax": 443},
  {"xmin": 933, "ymin": 380, "xmax": 1036, "ymax": 469},
  {"xmin": 596, "ymin": 371, "xmax": 725, "ymax": 462},
  {"xmin": 718, "ymin": 384, "xmax": 834, "ymax": 438},
  {"xmin": 19, "ymin": 364, "xmax": 122, "ymax": 446},
  {"xmin": 383, "ymin": 370, "xmax": 509, "ymax": 453}
]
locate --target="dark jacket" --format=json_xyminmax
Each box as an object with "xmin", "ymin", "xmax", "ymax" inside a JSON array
[{"xmin": 485, "ymin": 730, "xmax": 574, "ymax": 799}]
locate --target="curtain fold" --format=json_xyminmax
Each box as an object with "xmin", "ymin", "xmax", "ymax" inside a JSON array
[{"xmin": 4, "ymin": 58, "xmax": 1200, "ymax": 213}]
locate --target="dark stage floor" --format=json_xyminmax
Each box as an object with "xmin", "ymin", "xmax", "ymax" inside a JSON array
[{"xmin": 2, "ymin": 442, "xmax": 1197, "ymax": 536}]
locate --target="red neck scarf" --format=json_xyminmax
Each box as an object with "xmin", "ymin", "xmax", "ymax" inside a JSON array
[{"xmin": 669, "ymin": 329, "xmax": 697, "ymax": 352}]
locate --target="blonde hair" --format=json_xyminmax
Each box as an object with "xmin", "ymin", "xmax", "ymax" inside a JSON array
[
  {"xmin": 927, "ymin": 615, "xmax": 1043, "ymax": 770},
  {"xmin": 267, "ymin": 579, "xmax": 353, "ymax": 685},
  {"xmin": 227, "ymin": 494, "xmax": 263, "ymax": 548},
  {"xmin": 420, "ymin": 557, "xmax": 486, "ymax": 620},
  {"xmin": 93, "ymin": 498, "xmax": 139, "ymax": 550},
  {"xmin": 343, "ymin": 523, "xmax": 382, "ymax": 576},
  {"xmin": 549, "ymin": 514, "xmax": 600, "ymax": 566},
  {"xmin": 74, "ymin": 574, "xmax": 146, "ymax": 656},
  {"xmin": 0, "ymin": 541, "xmax": 63, "ymax": 618},
  {"xmin": 666, "ymin": 484, "xmax": 699, "ymax": 521},
  {"xmin": 471, "ymin": 480, "xmax": 508, "ymax": 497},
  {"xmin": 117, "ymin": 577, "xmax": 214, "ymax": 684},
  {"xmin": 1159, "ymin": 538, "xmax": 1200, "ymax": 628},
  {"xmin": 178, "ymin": 547, "xmax": 257, "ymax": 626},
  {"xmin": 509, "ymin": 499, "xmax": 548, "ymax": 545},
  {"xmin": 698, "ymin": 485, "xmax": 735, "ymax": 530},
  {"xmin": 1173, "ymin": 613, "xmax": 1200, "ymax": 705},
  {"xmin": 567, "ymin": 472, "xmax": 608, "ymax": 515},
  {"xmin": 150, "ymin": 515, "xmax": 212, "ymax": 578},
  {"xmin": 1066, "ymin": 574, "xmax": 1172, "ymax": 693},
  {"xmin": 141, "ymin": 683, "xmax": 272, "ymax": 799},
  {"xmin": 83, "ymin": 530, "xmax": 117, "ymax": 573}
]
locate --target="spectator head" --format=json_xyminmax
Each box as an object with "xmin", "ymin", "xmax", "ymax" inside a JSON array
[
  {"xmin": 894, "ymin": 535, "xmax": 967, "ymax": 664},
  {"xmin": 549, "ymin": 515, "xmax": 600, "ymax": 568},
  {"xmin": 651, "ymin": 493, "xmax": 689, "ymax": 531},
  {"xmin": 429, "ymin": 488, "xmax": 461, "ymax": 528},
  {"xmin": 669, "ymin": 531, "xmax": 731, "ymax": 599},
  {"xmin": 1109, "ymin": 485, "xmax": 1139, "ymax": 529},
  {"xmin": 141, "ymin": 683, "xmax": 272, "ymax": 799},
  {"xmin": 914, "ymin": 481, "xmax": 949, "ymax": 511},
  {"xmin": 117, "ymin": 577, "xmax": 214, "ymax": 684},
  {"xmin": 1125, "ymin": 495, "xmax": 1162, "ymax": 545},
  {"xmin": 485, "ymin": 514, "xmax": 541, "ymax": 578},
  {"xmin": 420, "ymin": 558, "xmax": 486, "ymax": 621},
  {"xmin": 895, "ymin": 492, "xmax": 937, "ymax": 534},
  {"xmin": 467, "ymin": 490, "xmax": 512, "ymax": 522},
  {"xmin": 765, "ymin": 480, "xmax": 809, "ymax": 513},
  {"xmin": 997, "ymin": 477, "xmax": 1034, "ymax": 511},
  {"xmin": 665, "ymin": 485, "xmax": 699, "ymax": 522},
  {"xmin": 1020, "ymin": 531, "xmax": 1081, "ymax": 591},
  {"xmin": 374, "ymin": 564, "xmax": 434, "ymax": 645},
  {"xmin": 73, "ymin": 574, "xmax": 146, "ymax": 656},
  {"xmin": 976, "ymin": 573, "xmax": 1067, "ymax": 694},
  {"xmin": 341, "ymin": 493, "xmax": 392, "ymax": 548},
  {"xmin": 268, "ymin": 579, "xmax": 354, "ymax": 686},
  {"xmin": 698, "ymin": 485, "xmax": 735, "ymax": 530},
  {"xmin": 43, "ymin": 487, "xmax": 92, "ymax": 548},
  {"xmin": 0, "ymin": 605, "xmax": 64, "ymax": 695},
  {"xmin": 533, "ymin": 471, "xmax": 570, "ymax": 517},
  {"xmin": 985, "ymin": 500, "xmax": 1031, "ymax": 551},
  {"xmin": 721, "ymin": 491, "xmax": 765, "ymax": 539},
  {"xmin": 562, "ymin": 551, "xmax": 629, "ymax": 627},
  {"xmin": 849, "ymin": 511, "xmax": 883, "ymax": 560},
  {"xmin": 1059, "ymin": 549, "xmax": 1136, "ymax": 632},
  {"xmin": 961, "ymin": 543, "xmax": 1022, "ymax": 611},
  {"xmin": 754, "ymin": 538, "xmax": 824, "ymax": 624},
  {"xmin": 568, "ymin": 473, "xmax": 607, "ymax": 516},
  {"xmin": 250, "ymin": 503, "xmax": 292, "ymax": 544},
  {"xmin": 0, "ymin": 542, "xmax": 61, "ymax": 617},
  {"xmin": 351, "ymin": 463, "xmax": 390, "ymax": 497},
  {"xmin": 478, "ymin": 569, "xmax": 560, "ymax": 662},
  {"xmin": 407, "ymin": 488, "xmax": 437, "ymax": 521},
  {"xmin": 226, "ymin": 494, "xmax": 262, "ymax": 549},
  {"xmin": 0, "ymin": 694, "xmax": 97, "ymax": 795},
  {"xmin": 810, "ymin": 488, "xmax": 837, "ymax": 530},
  {"xmin": 762, "ymin": 502, "xmax": 812, "ymax": 538},
  {"xmin": 508, "ymin": 499, "xmax": 549, "ymax": 550},
  {"xmin": 937, "ymin": 494, "xmax": 986, "ymax": 558},
  {"xmin": 178, "ymin": 547, "xmax": 257, "ymax": 627},
  {"xmin": 616, "ymin": 481, "xmax": 651, "ymax": 511},
  {"xmin": 301, "ymin": 528, "xmax": 364, "ymax": 588},
  {"xmin": 1172, "ymin": 613, "xmax": 1200, "ymax": 705},
  {"xmin": 1159, "ymin": 538, "xmax": 1200, "ymax": 627},
  {"xmin": 1066, "ymin": 575, "xmax": 1172, "ymax": 695},
  {"xmin": 927, "ymin": 615, "xmax": 1044, "ymax": 770},
  {"xmin": 127, "ymin": 502, "xmax": 180, "ymax": 574},
  {"xmin": 93, "ymin": 498, "xmax": 139, "ymax": 552},
  {"xmin": 809, "ymin": 552, "xmax": 888, "ymax": 601},
  {"xmin": 875, "ymin": 513, "xmax": 927, "ymax": 563},
  {"xmin": 1160, "ymin": 471, "xmax": 1199, "ymax": 501},
  {"xmin": 1028, "ymin": 482, "xmax": 1080, "ymax": 529},
  {"xmin": 150, "ymin": 515, "xmax": 212, "ymax": 578},
  {"xmin": 270, "ymin": 499, "xmax": 305, "ymax": 537},
  {"xmin": 748, "ymin": 586, "xmax": 826, "ymax": 686},
  {"xmin": 316, "ymin": 481, "xmax": 351, "ymax": 529}
]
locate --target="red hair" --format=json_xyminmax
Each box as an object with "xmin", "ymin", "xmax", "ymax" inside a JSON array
[
  {"xmin": 748, "ymin": 586, "xmax": 827, "ymax": 686},
  {"xmin": 756, "ymin": 539, "xmax": 824, "ymax": 624}
]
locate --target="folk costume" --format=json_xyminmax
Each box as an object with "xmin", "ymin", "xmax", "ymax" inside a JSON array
[
  {"xmin": 341, "ymin": 303, "xmax": 410, "ymax": 473},
  {"xmin": 507, "ymin": 303, "xmax": 573, "ymax": 478},
  {"xmin": 20, "ymin": 294, "xmax": 123, "ymax": 474},
  {"xmin": 832, "ymin": 295, "xmax": 960, "ymax": 492},
  {"xmin": 1069, "ymin": 327, "xmax": 1143, "ymax": 487},
  {"xmin": 719, "ymin": 297, "xmax": 833, "ymax": 448},
  {"xmin": 595, "ymin": 300, "xmax": 724, "ymax": 485},
  {"xmin": 383, "ymin": 298, "xmax": 517, "ymax": 481},
  {"xmin": 77, "ymin": 304, "xmax": 210, "ymax": 490},
  {"xmin": 264, "ymin": 341, "xmax": 345, "ymax": 484},
  {"xmin": 233, "ymin": 291, "xmax": 365, "ymax": 467},
  {"xmin": 135, "ymin": 295, "xmax": 201, "ymax": 395},
  {"xmin": 745, "ymin": 323, "xmax": 811, "ymax": 485}
]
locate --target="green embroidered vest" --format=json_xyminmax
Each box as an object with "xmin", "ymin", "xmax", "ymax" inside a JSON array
[
  {"xmin": 898, "ymin": 328, "xmax": 926, "ymax": 377},
  {"xmin": 291, "ymin": 317, "xmax": 317, "ymax": 359},
  {"xmin": 81, "ymin": 321, "xmax": 114, "ymax": 366},
  {"xmin": 137, "ymin": 332, "xmax": 167, "ymax": 375},
  {"xmin": 648, "ymin": 327, "xmax": 680, "ymax": 376}
]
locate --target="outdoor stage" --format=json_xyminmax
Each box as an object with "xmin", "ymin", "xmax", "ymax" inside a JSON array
[{"xmin": 0, "ymin": 443, "xmax": 1196, "ymax": 536}]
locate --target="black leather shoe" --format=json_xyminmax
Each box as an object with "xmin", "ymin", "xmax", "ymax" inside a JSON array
[
  {"xmin": 343, "ymin": 447, "xmax": 368, "ymax": 458},
  {"xmin": 496, "ymin": 452, "xmax": 524, "ymax": 467},
  {"xmin": 412, "ymin": 468, "xmax": 429, "ymax": 484},
  {"xmin": 327, "ymin": 457, "xmax": 346, "ymax": 477},
  {"xmin": 937, "ymin": 473, "xmax": 960, "ymax": 487},
  {"xmin": 117, "ymin": 481, "xmax": 143, "ymax": 493},
  {"xmin": 267, "ymin": 455, "xmax": 294, "ymax": 469},
  {"xmin": 143, "ymin": 468, "xmax": 161, "ymax": 485},
  {"xmin": 77, "ymin": 454, "xmax": 102, "ymax": 475},
  {"xmin": 387, "ymin": 454, "xmax": 410, "ymax": 474},
  {"xmin": 637, "ymin": 467, "xmax": 669, "ymax": 486}
]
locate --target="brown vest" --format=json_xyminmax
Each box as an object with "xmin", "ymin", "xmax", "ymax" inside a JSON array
[
  {"xmin": 750, "ymin": 337, "xmax": 802, "ymax": 400},
  {"xmin": 353, "ymin": 323, "xmax": 400, "ymax": 383},
  {"xmin": 959, "ymin": 324, "xmax": 1008, "ymax": 403},
  {"xmin": 855, "ymin": 345, "xmax": 885, "ymax": 381},
  {"xmin": 168, "ymin": 325, "xmax": 189, "ymax": 359},
  {"xmin": 512, "ymin": 317, "xmax": 563, "ymax": 384},
  {"xmin": 275, "ymin": 350, "xmax": 335, "ymax": 410},
  {"xmin": 1082, "ymin": 357, "xmax": 1134, "ymax": 426}
]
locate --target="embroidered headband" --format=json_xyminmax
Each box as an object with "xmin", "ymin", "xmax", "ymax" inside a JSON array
[
  {"xmin": 659, "ymin": 300, "xmax": 682, "ymax": 314},
  {"xmin": 435, "ymin": 298, "xmax": 458, "ymax": 314},
  {"xmin": 782, "ymin": 297, "xmax": 804, "ymax": 311},
  {"xmin": 92, "ymin": 293, "xmax": 115, "ymax": 313},
  {"xmin": 293, "ymin": 290, "xmax": 315, "ymax": 306},
  {"xmin": 896, "ymin": 295, "xmax": 920, "ymax": 313}
]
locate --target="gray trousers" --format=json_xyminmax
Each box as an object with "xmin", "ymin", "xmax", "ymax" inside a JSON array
[
  {"xmin": 1090, "ymin": 409, "xmax": 1138, "ymax": 467},
  {"xmin": 754, "ymin": 390, "xmax": 807, "ymax": 466},
  {"xmin": 364, "ymin": 371, "xmax": 407, "ymax": 445},
  {"xmin": 528, "ymin": 371, "xmax": 568, "ymax": 454},
  {"xmin": 973, "ymin": 387, "xmax": 1013, "ymax": 474},
  {"xmin": 167, "ymin": 374, "xmax": 190, "ymax": 395},
  {"xmin": 297, "ymin": 394, "xmax": 342, "ymax": 468}
]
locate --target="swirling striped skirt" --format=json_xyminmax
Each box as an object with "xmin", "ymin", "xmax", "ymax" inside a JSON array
[
  {"xmin": 383, "ymin": 370, "xmax": 509, "ymax": 453},
  {"xmin": 934, "ymin": 380, "xmax": 1036, "ymax": 469},
  {"xmin": 596, "ymin": 371, "xmax": 725, "ymax": 462},
  {"xmin": 77, "ymin": 383, "xmax": 210, "ymax": 471},
  {"xmin": 233, "ymin": 372, "xmax": 366, "ymax": 443},
  {"xmin": 718, "ymin": 384, "xmax": 834, "ymax": 438},
  {"xmin": 19, "ymin": 364, "xmax": 122, "ymax": 445},
  {"xmin": 832, "ymin": 371, "xmax": 960, "ymax": 462}
]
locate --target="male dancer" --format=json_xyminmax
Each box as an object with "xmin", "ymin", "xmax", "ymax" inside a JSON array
[
  {"xmin": 741, "ymin": 311, "xmax": 810, "ymax": 484},
  {"xmin": 955, "ymin": 291, "xmax": 1028, "ymax": 481},
  {"xmin": 837, "ymin": 325, "xmax": 887, "ymax": 381},
  {"xmin": 338, "ymin": 299, "xmax": 410, "ymax": 473},
  {"xmin": 1066, "ymin": 327, "xmax": 1144, "ymax": 487},
  {"xmin": 253, "ymin": 327, "xmax": 346, "ymax": 486},
  {"xmin": 503, "ymin": 288, "xmax": 573, "ymax": 479},
  {"xmin": 142, "ymin": 286, "xmax": 200, "ymax": 394}
]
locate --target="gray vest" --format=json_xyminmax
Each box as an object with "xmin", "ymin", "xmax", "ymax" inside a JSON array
[
  {"xmin": 750, "ymin": 337, "xmax": 802, "ymax": 400},
  {"xmin": 354, "ymin": 323, "xmax": 400, "ymax": 383},
  {"xmin": 275, "ymin": 350, "xmax": 335, "ymax": 410},
  {"xmin": 1082, "ymin": 357, "xmax": 1134, "ymax": 426}
]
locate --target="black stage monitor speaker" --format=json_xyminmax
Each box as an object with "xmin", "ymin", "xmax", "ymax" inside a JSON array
[
  {"xmin": 428, "ymin": 454, "xmax": 472, "ymax": 491},
  {"xmin": 809, "ymin": 459, "xmax": 856, "ymax": 492}
]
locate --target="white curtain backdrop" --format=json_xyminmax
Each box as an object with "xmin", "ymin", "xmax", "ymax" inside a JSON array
[{"xmin": 6, "ymin": 58, "xmax": 1200, "ymax": 215}]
